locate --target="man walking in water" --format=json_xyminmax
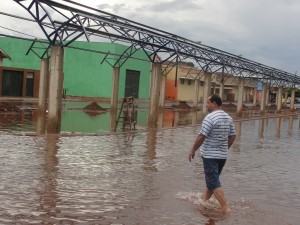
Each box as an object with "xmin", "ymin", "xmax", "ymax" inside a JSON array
[{"xmin": 188, "ymin": 94, "xmax": 236, "ymax": 213}]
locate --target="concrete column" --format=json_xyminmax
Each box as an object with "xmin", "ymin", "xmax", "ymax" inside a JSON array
[
  {"xmin": 253, "ymin": 86, "xmax": 257, "ymax": 107},
  {"xmin": 290, "ymin": 88, "xmax": 295, "ymax": 111},
  {"xmin": 47, "ymin": 45, "xmax": 64, "ymax": 133},
  {"xmin": 110, "ymin": 67, "xmax": 120, "ymax": 112},
  {"xmin": 275, "ymin": 90, "xmax": 278, "ymax": 105},
  {"xmin": 148, "ymin": 63, "xmax": 161, "ymax": 126},
  {"xmin": 284, "ymin": 91, "xmax": 288, "ymax": 107},
  {"xmin": 0, "ymin": 58, "xmax": 3, "ymax": 96},
  {"xmin": 193, "ymin": 79, "xmax": 200, "ymax": 109},
  {"xmin": 277, "ymin": 86, "xmax": 283, "ymax": 113},
  {"xmin": 110, "ymin": 67, "xmax": 120, "ymax": 131},
  {"xmin": 38, "ymin": 58, "xmax": 49, "ymax": 113},
  {"xmin": 265, "ymin": 86, "xmax": 270, "ymax": 107},
  {"xmin": 202, "ymin": 73, "xmax": 212, "ymax": 114},
  {"xmin": 159, "ymin": 74, "xmax": 166, "ymax": 109},
  {"xmin": 260, "ymin": 83, "xmax": 267, "ymax": 114},
  {"xmin": 237, "ymin": 78, "xmax": 244, "ymax": 115},
  {"xmin": 212, "ymin": 83, "xmax": 216, "ymax": 94},
  {"xmin": 219, "ymin": 79, "xmax": 225, "ymax": 100},
  {"xmin": 192, "ymin": 111, "xmax": 197, "ymax": 125}
]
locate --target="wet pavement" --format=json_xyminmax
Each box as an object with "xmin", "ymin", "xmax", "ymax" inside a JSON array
[{"xmin": 0, "ymin": 100, "xmax": 299, "ymax": 224}]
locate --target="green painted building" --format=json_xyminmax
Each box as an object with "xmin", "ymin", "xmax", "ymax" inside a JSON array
[{"xmin": 0, "ymin": 37, "xmax": 151, "ymax": 99}]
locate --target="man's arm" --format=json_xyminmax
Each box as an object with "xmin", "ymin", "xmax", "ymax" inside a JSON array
[
  {"xmin": 228, "ymin": 135, "xmax": 236, "ymax": 149},
  {"xmin": 188, "ymin": 134, "xmax": 206, "ymax": 162}
]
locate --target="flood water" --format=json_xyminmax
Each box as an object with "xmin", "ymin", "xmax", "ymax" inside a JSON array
[{"xmin": 0, "ymin": 101, "xmax": 300, "ymax": 224}]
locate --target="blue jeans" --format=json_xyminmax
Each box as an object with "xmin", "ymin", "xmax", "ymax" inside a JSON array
[{"xmin": 202, "ymin": 157, "xmax": 226, "ymax": 191}]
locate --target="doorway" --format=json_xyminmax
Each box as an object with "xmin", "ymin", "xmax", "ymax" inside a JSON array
[{"xmin": 124, "ymin": 70, "xmax": 140, "ymax": 98}]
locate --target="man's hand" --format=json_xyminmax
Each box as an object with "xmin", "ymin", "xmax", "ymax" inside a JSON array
[
  {"xmin": 188, "ymin": 134, "xmax": 206, "ymax": 162},
  {"xmin": 188, "ymin": 150, "xmax": 196, "ymax": 162}
]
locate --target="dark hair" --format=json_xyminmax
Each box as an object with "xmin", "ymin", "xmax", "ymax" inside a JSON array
[{"xmin": 209, "ymin": 94, "xmax": 222, "ymax": 106}]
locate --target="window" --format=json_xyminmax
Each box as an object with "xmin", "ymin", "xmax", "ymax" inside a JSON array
[
  {"xmin": 187, "ymin": 80, "xmax": 192, "ymax": 85},
  {"xmin": 180, "ymin": 79, "xmax": 184, "ymax": 85},
  {"xmin": 26, "ymin": 72, "xmax": 34, "ymax": 97},
  {"xmin": 2, "ymin": 70, "xmax": 23, "ymax": 96}
]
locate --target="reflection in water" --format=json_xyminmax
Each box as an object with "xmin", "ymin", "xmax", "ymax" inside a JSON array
[
  {"xmin": 258, "ymin": 118, "xmax": 265, "ymax": 138},
  {"xmin": 36, "ymin": 111, "xmax": 47, "ymax": 135},
  {"xmin": 158, "ymin": 111, "xmax": 164, "ymax": 129},
  {"xmin": 109, "ymin": 109, "xmax": 117, "ymax": 132},
  {"xmin": 165, "ymin": 111, "xmax": 180, "ymax": 128},
  {"xmin": 275, "ymin": 117, "xmax": 281, "ymax": 137},
  {"xmin": 38, "ymin": 134, "xmax": 60, "ymax": 218},
  {"xmin": 0, "ymin": 110, "xmax": 37, "ymax": 132},
  {"xmin": 160, "ymin": 110, "xmax": 203, "ymax": 128},
  {"xmin": 288, "ymin": 115, "xmax": 294, "ymax": 136},
  {"xmin": 145, "ymin": 127, "xmax": 157, "ymax": 171},
  {"xmin": 0, "ymin": 115, "xmax": 300, "ymax": 224},
  {"xmin": 192, "ymin": 110, "xmax": 197, "ymax": 125},
  {"xmin": 205, "ymin": 218, "xmax": 216, "ymax": 225},
  {"xmin": 0, "ymin": 100, "xmax": 300, "ymax": 136},
  {"xmin": 148, "ymin": 108, "xmax": 159, "ymax": 129},
  {"xmin": 235, "ymin": 120, "xmax": 242, "ymax": 141}
]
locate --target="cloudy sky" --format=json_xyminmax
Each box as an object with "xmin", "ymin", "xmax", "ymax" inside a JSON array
[{"xmin": 0, "ymin": 0, "xmax": 300, "ymax": 75}]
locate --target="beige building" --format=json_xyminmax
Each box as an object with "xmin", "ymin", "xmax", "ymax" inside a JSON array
[{"xmin": 163, "ymin": 61, "xmax": 257, "ymax": 102}]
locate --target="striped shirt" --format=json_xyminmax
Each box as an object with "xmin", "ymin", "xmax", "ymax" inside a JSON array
[{"xmin": 199, "ymin": 110, "xmax": 236, "ymax": 159}]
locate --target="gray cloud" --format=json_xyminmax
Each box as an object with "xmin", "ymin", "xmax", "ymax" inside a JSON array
[
  {"xmin": 150, "ymin": 0, "xmax": 202, "ymax": 12},
  {"xmin": 1, "ymin": 0, "xmax": 300, "ymax": 74},
  {"xmin": 97, "ymin": 3, "xmax": 128, "ymax": 15}
]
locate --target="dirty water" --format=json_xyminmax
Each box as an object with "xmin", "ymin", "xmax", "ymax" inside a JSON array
[{"xmin": 0, "ymin": 101, "xmax": 300, "ymax": 224}]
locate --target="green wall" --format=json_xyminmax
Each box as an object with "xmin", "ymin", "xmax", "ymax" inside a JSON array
[
  {"xmin": 64, "ymin": 41, "xmax": 151, "ymax": 99},
  {"xmin": 115, "ymin": 44, "xmax": 151, "ymax": 99},
  {"xmin": 0, "ymin": 37, "xmax": 151, "ymax": 99},
  {"xmin": 0, "ymin": 37, "xmax": 40, "ymax": 70}
]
